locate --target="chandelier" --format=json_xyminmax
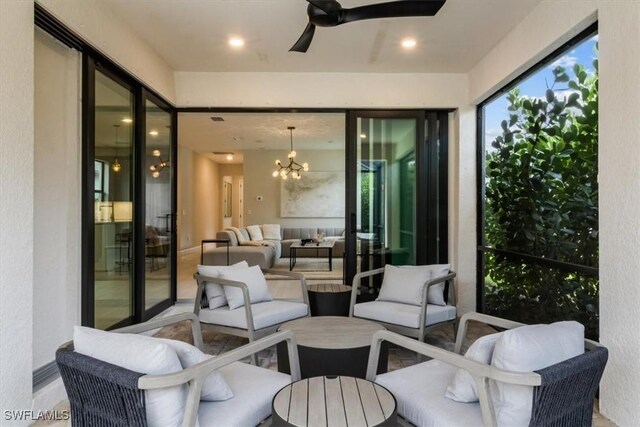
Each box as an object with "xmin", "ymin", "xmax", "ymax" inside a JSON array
[
  {"xmin": 112, "ymin": 124, "xmax": 122, "ymax": 173},
  {"xmin": 272, "ymin": 126, "xmax": 309, "ymax": 180},
  {"xmin": 149, "ymin": 149, "xmax": 169, "ymax": 178}
]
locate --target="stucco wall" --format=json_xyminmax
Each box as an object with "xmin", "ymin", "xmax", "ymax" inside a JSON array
[
  {"xmin": 0, "ymin": 1, "xmax": 34, "ymax": 423},
  {"xmin": 467, "ymin": 1, "xmax": 640, "ymax": 424},
  {"xmin": 36, "ymin": 0, "xmax": 176, "ymax": 103}
]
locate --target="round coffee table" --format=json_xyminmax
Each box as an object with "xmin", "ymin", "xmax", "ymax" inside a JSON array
[
  {"xmin": 272, "ymin": 375, "xmax": 397, "ymax": 426},
  {"xmin": 276, "ymin": 316, "xmax": 388, "ymax": 379}
]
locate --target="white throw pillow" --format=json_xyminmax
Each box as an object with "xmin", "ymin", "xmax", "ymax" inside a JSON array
[
  {"xmin": 445, "ymin": 333, "xmax": 501, "ymax": 403},
  {"xmin": 377, "ymin": 264, "xmax": 450, "ymax": 306},
  {"xmin": 246, "ymin": 225, "xmax": 264, "ymax": 241},
  {"xmin": 261, "ymin": 224, "xmax": 282, "ymax": 241},
  {"xmin": 158, "ymin": 338, "xmax": 233, "ymax": 402},
  {"xmin": 229, "ymin": 227, "xmax": 248, "ymax": 244},
  {"xmin": 220, "ymin": 265, "xmax": 273, "ymax": 309},
  {"xmin": 490, "ymin": 321, "xmax": 585, "ymax": 427},
  {"xmin": 73, "ymin": 326, "xmax": 186, "ymax": 427},
  {"xmin": 426, "ymin": 264, "xmax": 452, "ymax": 306},
  {"xmin": 198, "ymin": 261, "xmax": 249, "ymax": 309}
]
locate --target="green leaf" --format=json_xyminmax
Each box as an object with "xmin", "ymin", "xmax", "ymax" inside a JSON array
[{"xmin": 546, "ymin": 89, "xmax": 555, "ymax": 103}]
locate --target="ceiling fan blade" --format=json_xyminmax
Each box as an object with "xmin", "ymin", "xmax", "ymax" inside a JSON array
[
  {"xmin": 289, "ymin": 22, "xmax": 316, "ymax": 53},
  {"xmin": 343, "ymin": 0, "xmax": 446, "ymax": 24}
]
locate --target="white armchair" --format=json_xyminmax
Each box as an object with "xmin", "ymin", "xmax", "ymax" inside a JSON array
[
  {"xmin": 57, "ymin": 312, "xmax": 301, "ymax": 427},
  {"xmin": 365, "ymin": 312, "xmax": 608, "ymax": 427},
  {"xmin": 349, "ymin": 266, "xmax": 457, "ymax": 343}
]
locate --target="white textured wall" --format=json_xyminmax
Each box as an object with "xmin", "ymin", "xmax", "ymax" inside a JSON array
[
  {"xmin": 175, "ymin": 72, "xmax": 468, "ymax": 108},
  {"xmin": 467, "ymin": 1, "xmax": 640, "ymax": 424},
  {"xmin": 0, "ymin": 1, "xmax": 34, "ymax": 423},
  {"xmin": 36, "ymin": 0, "xmax": 176, "ymax": 103}
]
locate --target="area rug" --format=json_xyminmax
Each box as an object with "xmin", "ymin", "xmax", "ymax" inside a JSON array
[{"xmin": 267, "ymin": 257, "xmax": 344, "ymax": 281}]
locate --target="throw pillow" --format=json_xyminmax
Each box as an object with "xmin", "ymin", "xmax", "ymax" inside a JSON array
[
  {"xmin": 73, "ymin": 326, "xmax": 186, "ymax": 427},
  {"xmin": 198, "ymin": 261, "xmax": 249, "ymax": 309},
  {"xmin": 228, "ymin": 227, "xmax": 248, "ymax": 244},
  {"xmin": 490, "ymin": 321, "xmax": 585, "ymax": 427},
  {"xmin": 261, "ymin": 224, "xmax": 282, "ymax": 240},
  {"xmin": 246, "ymin": 225, "xmax": 263, "ymax": 241},
  {"xmin": 376, "ymin": 264, "xmax": 451, "ymax": 306},
  {"xmin": 445, "ymin": 333, "xmax": 501, "ymax": 402},
  {"xmin": 220, "ymin": 265, "xmax": 273, "ymax": 309},
  {"xmin": 158, "ymin": 338, "xmax": 233, "ymax": 402},
  {"xmin": 425, "ymin": 264, "xmax": 451, "ymax": 306}
]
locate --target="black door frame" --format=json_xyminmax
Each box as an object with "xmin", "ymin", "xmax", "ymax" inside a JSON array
[{"xmin": 345, "ymin": 110, "xmax": 449, "ymax": 288}]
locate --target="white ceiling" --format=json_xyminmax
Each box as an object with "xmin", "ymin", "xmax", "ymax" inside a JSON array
[
  {"xmin": 178, "ymin": 112, "xmax": 346, "ymax": 163},
  {"xmin": 104, "ymin": 0, "xmax": 542, "ymax": 73}
]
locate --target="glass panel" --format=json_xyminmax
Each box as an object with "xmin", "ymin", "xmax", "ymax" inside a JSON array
[
  {"xmin": 145, "ymin": 100, "xmax": 172, "ymax": 310},
  {"xmin": 480, "ymin": 33, "xmax": 599, "ymax": 334},
  {"xmin": 483, "ymin": 253, "xmax": 599, "ymax": 339},
  {"xmin": 356, "ymin": 117, "xmax": 416, "ymax": 298},
  {"xmin": 94, "ymin": 70, "xmax": 134, "ymax": 329}
]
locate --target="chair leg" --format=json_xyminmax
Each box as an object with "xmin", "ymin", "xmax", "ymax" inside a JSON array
[{"xmin": 452, "ymin": 320, "xmax": 459, "ymax": 341}]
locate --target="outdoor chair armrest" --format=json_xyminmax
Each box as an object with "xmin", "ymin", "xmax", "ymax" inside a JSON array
[
  {"xmin": 349, "ymin": 267, "xmax": 386, "ymax": 316},
  {"xmin": 261, "ymin": 268, "xmax": 310, "ymax": 307},
  {"xmin": 138, "ymin": 330, "xmax": 300, "ymax": 427},
  {"xmin": 367, "ymin": 330, "xmax": 541, "ymax": 427}
]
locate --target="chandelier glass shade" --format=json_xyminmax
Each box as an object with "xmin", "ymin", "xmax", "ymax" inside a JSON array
[{"xmin": 272, "ymin": 126, "xmax": 309, "ymax": 180}]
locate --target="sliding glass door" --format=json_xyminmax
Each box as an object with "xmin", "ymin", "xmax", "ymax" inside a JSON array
[
  {"xmin": 83, "ymin": 58, "xmax": 176, "ymax": 329},
  {"xmin": 345, "ymin": 111, "xmax": 448, "ymax": 298}
]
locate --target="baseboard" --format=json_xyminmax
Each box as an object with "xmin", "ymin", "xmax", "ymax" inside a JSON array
[{"xmin": 179, "ymin": 245, "xmax": 201, "ymax": 255}]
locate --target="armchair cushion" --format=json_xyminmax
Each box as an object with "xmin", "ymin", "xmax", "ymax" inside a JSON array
[
  {"xmin": 246, "ymin": 225, "xmax": 264, "ymax": 241},
  {"xmin": 158, "ymin": 338, "xmax": 233, "ymax": 402},
  {"xmin": 198, "ymin": 361, "xmax": 291, "ymax": 427},
  {"xmin": 199, "ymin": 300, "xmax": 308, "ymax": 330},
  {"xmin": 445, "ymin": 333, "xmax": 501, "ymax": 403},
  {"xmin": 377, "ymin": 264, "xmax": 451, "ymax": 306},
  {"xmin": 353, "ymin": 301, "xmax": 456, "ymax": 328},
  {"xmin": 220, "ymin": 265, "xmax": 272, "ymax": 309},
  {"xmin": 261, "ymin": 224, "xmax": 282, "ymax": 240},
  {"xmin": 375, "ymin": 359, "xmax": 483, "ymax": 427},
  {"xmin": 198, "ymin": 261, "xmax": 249, "ymax": 309},
  {"xmin": 490, "ymin": 321, "xmax": 584, "ymax": 427},
  {"xmin": 73, "ymin": 326, "xmax": 186, "ymax": 427}
]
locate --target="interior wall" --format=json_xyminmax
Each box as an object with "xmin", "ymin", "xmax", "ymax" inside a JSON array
[
  {"xmin": 243, "ymin": 150, "xmax": 346, "ymax": 228},
  {"xmin": 0, "ymin": 0, "xmax": 34, "ymax": 420},
  {"xmin": 33, "ymin": 29, "xmax": 81, "ymax": 370},
  {"xmin": 36, "ymin": 0, "xmax": 176, "ymax": 103},
  {"xmin": 177, "ymin": 146, "xmax": 221, "ymax": 250},
  {"xmin": 467, "ymin": 1, "xmax": 640, "ymax": 424},
  {"xmin": 219, "ymin": 164, "xmax": 243, "ymax": 227}
]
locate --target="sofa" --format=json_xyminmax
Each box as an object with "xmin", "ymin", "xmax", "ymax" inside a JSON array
[{"xmin": 201, "ymin": 226, "xmax": 345, "ymax": 268}]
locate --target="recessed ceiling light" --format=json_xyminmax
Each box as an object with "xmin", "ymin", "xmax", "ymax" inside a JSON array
[
  {"xmin": 226, "ymin": 154, "xmax": 234, "ymax": 161},
  {"xmin": 149, "ymin": 130, "xmax": 159, "ymax": 136},
  {"xmin": 229, "ymin": 37, "xmax": 245, "ymax": 48},
  {"xmin": 401, "ymin": 39, "xmax": 417, "ymax": 49},
  {"xmin": 121, "ymin": 118, "xmax": 133, "ymax": 123}
]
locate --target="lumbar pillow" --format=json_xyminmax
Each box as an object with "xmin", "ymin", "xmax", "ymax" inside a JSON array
[
  {"xmin": 246, "ymin": 225, "xmax": 264, "ymax": 241},
  {"xmin": 490, "ymin": 321, "xmax": 585, "ymax": 426},
  {"xmin": 377, "ymin": 264, "xmax": 450, "ymax": 306},
  {"xmin": 158, "ymin": 338, "xmax": 233, "ymax": 402},
  {"xmin": 220, "ymin": 265, "xmax": 273, "ymax": 309},
  {"xmin": 261, "ymin": 224, "xmax": 281, "ymax": 240},
  {"xmin": 73, "ymin": 326, "xmax": 186, "ymax": 427},
  {"xmin": 445, "ymin": 332, "xmax": 501, "ymax": 402},
  {"xmin": 426, "ymin": 264, "xmax": 451, "ymax": 306},
  {"xmin": 198, "ymin": 261, "xmax": 249, "ymax": 309}
]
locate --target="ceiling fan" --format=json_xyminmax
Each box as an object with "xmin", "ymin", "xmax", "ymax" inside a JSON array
[{"xmin": 290, "ymin": 0, "xmax": 447, "ymax": 53}]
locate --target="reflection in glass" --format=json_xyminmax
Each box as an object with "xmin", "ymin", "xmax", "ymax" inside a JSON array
[
  {"xmin": 93, "ymin": 70, "xmax": 134, "ymax": 329},
  {"xmin": 145, "ymin": 100, "xmax": 172, "ymax": 310},
  {"xmin": 356, "ymin": 118, "xmax": 416, "ymax": 297}
]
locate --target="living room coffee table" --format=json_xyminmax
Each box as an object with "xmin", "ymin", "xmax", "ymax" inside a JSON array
[
  {"xmin": 272, "ymin": 375, "xmax": 397, "ymax": 427},
  {"xmin": 276, "ymin": 316, "xmax": 388, "ymax": 379},
  {"xmin": 289, "ymin": 240, "xmax": 336, "ymax": 271}
]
